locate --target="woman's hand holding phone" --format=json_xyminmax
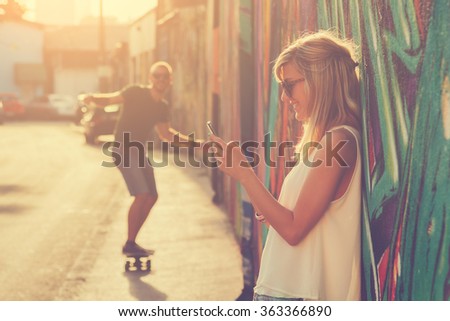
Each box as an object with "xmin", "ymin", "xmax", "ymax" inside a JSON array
[{"xmin": 207, "ymin": 126, "xmax": 252, "ymax": 182}]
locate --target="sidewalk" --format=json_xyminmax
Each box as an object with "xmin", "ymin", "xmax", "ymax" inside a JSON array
[{"xmin": 58, "ymin": 149, "xmax": 244, "ymax": 301}]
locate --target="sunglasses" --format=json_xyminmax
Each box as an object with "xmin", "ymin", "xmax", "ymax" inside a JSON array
[
  {"xmin": 152, "ymin": 73, "xmax": 170, "ymax": 80},
  {"xmin": 280, "ymin": 78, "xmax": 305, "ymax": 98}
]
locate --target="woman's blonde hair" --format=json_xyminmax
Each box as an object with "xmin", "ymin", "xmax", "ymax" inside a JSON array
[{"xmin": 273, "ymin": 30, "xmax": 361, "ymax": 153}]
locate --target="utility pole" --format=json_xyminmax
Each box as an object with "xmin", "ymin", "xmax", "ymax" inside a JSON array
[{"xmin": 98, "ymin": 0, "xmax": 108, "ymax": 91}]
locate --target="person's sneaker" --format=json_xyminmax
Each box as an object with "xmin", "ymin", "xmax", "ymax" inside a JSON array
[{"xmin": 122, "ymin": 241, "xmax": 154, "ymax": 256}]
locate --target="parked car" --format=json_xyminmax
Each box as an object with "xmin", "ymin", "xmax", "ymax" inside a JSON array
[
  {"xmin": 0, "ymin": 101, "xmax": 5, "ymax": 124},
  {"xmin": 25, "ymin": 94, "xmax": 77, "ymax": 119},
  {"xmin": 25, "ymin": 95, "xmax": 58, "ymax": 119},
  {"xmin": 0, "ymin": 93, "xmax": 25, "ymax": 118},
  {"xmin": 48, "ymin": 94, "xmax": 77, "ymax": 118},
  {"xmin": 74, "ymin": 93, "xmax": 89, "ymax": 124},
  {"xmin": 80, "ymin": 104, "xmax": 120, "ymax": 144}
]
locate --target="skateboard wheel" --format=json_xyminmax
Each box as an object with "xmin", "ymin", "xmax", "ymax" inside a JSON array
[{"xmin": 124, "ymin": 256, "xmax": 151, "ymax": 273}]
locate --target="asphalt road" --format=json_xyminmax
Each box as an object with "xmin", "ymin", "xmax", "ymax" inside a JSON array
[
  {"xmin": 0, "ymin": 121, "xmax": 243, "ymax": 300},
  {"xmin": 0, "ymin": 121, "xmax": 126, "ymax": 299}
]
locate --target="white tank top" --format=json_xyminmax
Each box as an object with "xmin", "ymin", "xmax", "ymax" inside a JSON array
[{"xmin": 254, "ymin": 126, "xmax": 361, "ymax": 300}]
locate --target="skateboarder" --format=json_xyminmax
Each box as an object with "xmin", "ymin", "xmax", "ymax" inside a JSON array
[{"xmin": 84, "ymin": 61, "xmax": 202, "ymax": 256}]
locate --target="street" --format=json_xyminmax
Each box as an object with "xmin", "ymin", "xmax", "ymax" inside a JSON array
[{"xmin": 0, "ymin": 121, "xmax": 243, "ymax": 300}]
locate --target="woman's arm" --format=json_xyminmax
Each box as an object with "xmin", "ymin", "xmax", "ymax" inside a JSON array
[{"xmin": 210, "ymin": 130, "xmax": 356, "ymax": 246}]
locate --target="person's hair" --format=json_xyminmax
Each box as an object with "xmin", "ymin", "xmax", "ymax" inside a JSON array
[
  {"xmin": 273, "ymin": 30, "xmax": 361, "ymax": 153},
  {"xmin": 149, "ymin": 61, "xmax": 173, "ymax": 75}
]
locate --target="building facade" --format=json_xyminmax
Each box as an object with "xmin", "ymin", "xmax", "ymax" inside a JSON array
[
  {"xmin": 44, "ymin": 24, "xmax": 128, "ymax": 96},
  {"xmin": 129, "ymin": 9, "xmax": 157, "ymax": 84},
  {"xmin": 0, "ymin": 17, "xmax": 45, "ymax": 101}
]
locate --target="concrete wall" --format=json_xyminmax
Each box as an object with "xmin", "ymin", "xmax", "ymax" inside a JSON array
[
  {"xmin": 53, "ymin": 68, "xmax": 98, "ymax": 96},
  {"xmin": 129, "ymin": 10, "xmax": 156, "ymax": 84},
  {"xmin": 157, "ymin": 3, "xmax": 209, "ymax": 137}
]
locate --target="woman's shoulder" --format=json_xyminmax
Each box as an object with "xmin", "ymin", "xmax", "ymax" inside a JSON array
[
  {"xmin": 314, "ymin": 125, "xmax": 358, "ymax": 166},
  {"xmin": 328, "ymin": 124, "xmax": 360, "ymax": 145},
  {"xmin": 331, "ymin": 125, "xmax": 359, "ymax": 137}
]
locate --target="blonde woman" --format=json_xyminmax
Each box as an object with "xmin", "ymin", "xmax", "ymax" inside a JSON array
[{"xmin": 210, "ymin": 31, "xmax": 362, "ymax": 300}]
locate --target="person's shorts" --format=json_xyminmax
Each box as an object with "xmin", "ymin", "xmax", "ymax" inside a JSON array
[{"xmin": 115, "ymin": 147, "xmax": 158, "ymax": 197}]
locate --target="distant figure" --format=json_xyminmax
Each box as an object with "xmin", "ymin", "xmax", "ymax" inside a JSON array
[
  {"xmin": 210, "ymin": 31, "xmax": 362, "ymax": 300},
  {"xmin": 84, "ymin": 61, "xmax": 201, "ymax": 255}
]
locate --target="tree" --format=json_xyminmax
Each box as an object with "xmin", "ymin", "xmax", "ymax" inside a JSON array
[{"xmin": 0, "ymin": 0, "xmax": 26, "ymax": 19}]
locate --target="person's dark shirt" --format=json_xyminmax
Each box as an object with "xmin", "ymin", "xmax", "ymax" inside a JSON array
[{"xmin": 114, "ymin": 85, "xmax": 170, "ymax": 143}]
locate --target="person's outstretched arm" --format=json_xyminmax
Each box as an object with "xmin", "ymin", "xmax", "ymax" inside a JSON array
[
  {"xmin": 155, "ymin": 122, "xmax": 203, "ymax": 146},
  {"xmin": 83, "ymin": 91, "xmax": 123, "ymax": 107}
]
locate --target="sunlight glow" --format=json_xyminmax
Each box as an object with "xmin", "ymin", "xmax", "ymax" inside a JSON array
[{"xmin": 16, "ymin": 0, "xmax": 157, "ymax": 25}]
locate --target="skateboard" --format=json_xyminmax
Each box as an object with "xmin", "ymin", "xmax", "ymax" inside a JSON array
[{"xmin": 124, "ymin": 250, "xmax": 154, "ymax": 273}]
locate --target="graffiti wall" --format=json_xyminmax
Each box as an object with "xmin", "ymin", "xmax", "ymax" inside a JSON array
[{"xmin": 247, "ymin": 0, "xmax": 449, "ymax": 300}]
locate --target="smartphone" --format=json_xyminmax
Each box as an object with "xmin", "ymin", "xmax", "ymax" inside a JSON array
[
  {"xmin": 206, "ymin": 121, "xmax": 222, "ymax": 156},
  {"xmin": 206, "ymin": 121, "xmax": 217, "ymax": 135}
]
